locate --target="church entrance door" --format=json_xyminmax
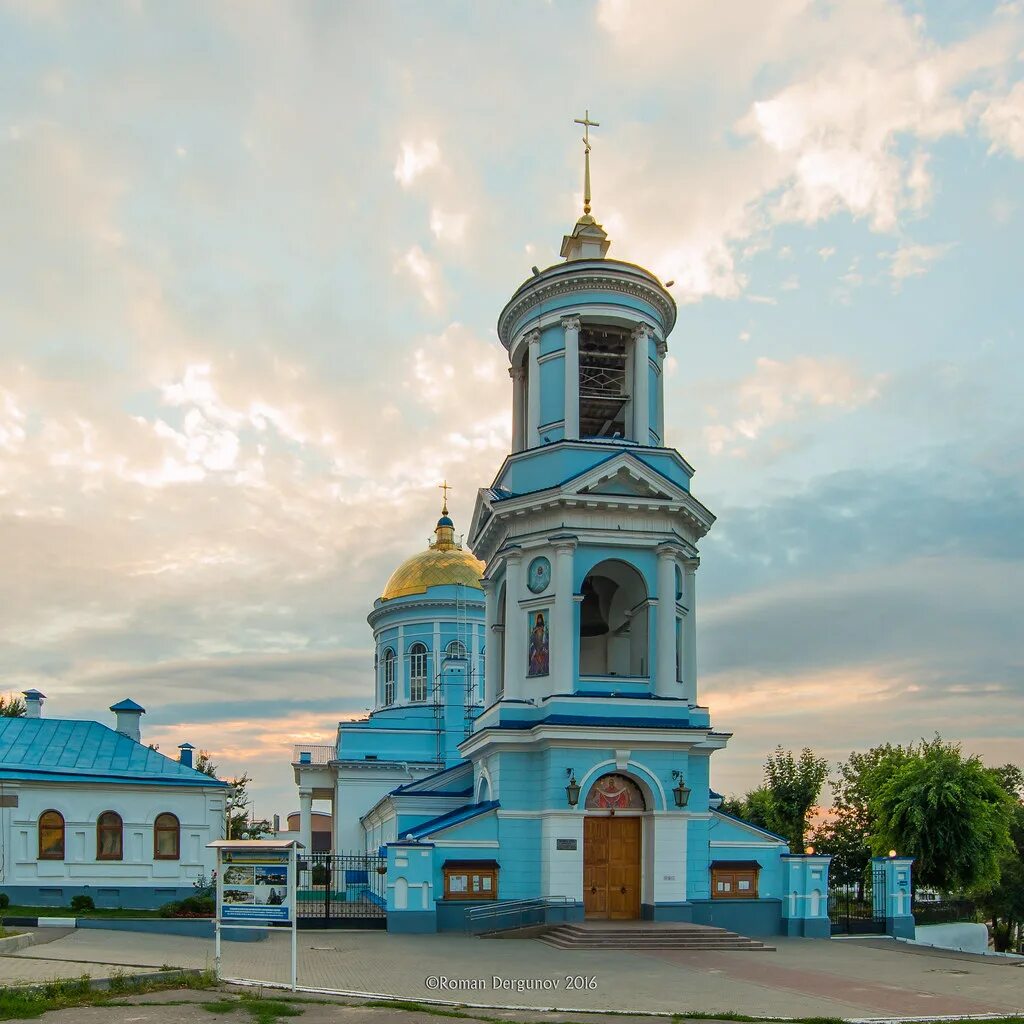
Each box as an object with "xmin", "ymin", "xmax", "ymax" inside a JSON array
[{"xmin": 583, "ymin": 816, "xmax": 641, "ymax": 920}]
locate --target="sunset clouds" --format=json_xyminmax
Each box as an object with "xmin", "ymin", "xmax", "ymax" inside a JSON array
[{"xmin": 1, "ymin": 1, "xmax": 1022, "ymax": 814}]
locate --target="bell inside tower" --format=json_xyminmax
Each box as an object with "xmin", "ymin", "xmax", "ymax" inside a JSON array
[{"xmin": 579, "ymin": 324, "xmax": 629, "ymax": 440}]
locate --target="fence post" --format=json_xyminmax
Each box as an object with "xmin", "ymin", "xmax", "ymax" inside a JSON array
[
  {"xmin": 385, "ymin": 841, "xmax": 437, "ymax": 934},
  {"xmin": 874, "ymin": 855, "xmax": 915, "ymax": 939},
  {"xmin": 781, "ymin": 854, "xmax": 832, "ymax": 938}
]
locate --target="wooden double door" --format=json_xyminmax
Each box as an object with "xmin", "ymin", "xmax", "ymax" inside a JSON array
[{"xmin": 583, "ymin": 815, "xmax": 641, "ymax": 919}]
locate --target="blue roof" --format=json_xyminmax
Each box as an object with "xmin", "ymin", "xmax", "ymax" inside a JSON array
[
  {"xmin": 109, "ymin": 698, "xmax": 146, "ymax": 712},
  {"xmin": 0, "ymin": 717, "xmax": 227, "ymax": 788},
  {"xmin": 400, "ymin": 800, "xmax": 499, "ymax": 840},
  {"xmin": 712, "ymin": 808, "xmax": 789, "ymax": 844}
]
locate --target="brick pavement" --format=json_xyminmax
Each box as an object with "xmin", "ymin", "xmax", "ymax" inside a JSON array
[{"xmin": 4, "ymin": 927, "xmax": 1023, "ymax": 1018}]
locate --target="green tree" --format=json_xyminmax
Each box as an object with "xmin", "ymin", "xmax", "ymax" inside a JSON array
[
  {"xmin": 191, "ymin": 752, "xmax": 272, "ymax": 840},
  {"xmin": 224, "ymin": 771, "xmax": 273, "ymax": 840},
  {"xmin": 763, "ymin": 746, "xmax": 829, "ymax": 852},
  {"xmin": 811, "ymin": 743, "xmax": 915, "ymax": 895},
  {"xmin": 719, "ymin": 786, "xmax": 781, "ymax": 835},
  {"xmin": 195, "ymin": 750, "xmax": 219, "ymax": 778},
  {"xmin": 871, "ymin": 737, "xmax": 1014, "ymax": 893},
  {"xmin": 0, "ymin": 694, "xmax": 26, "ymax": 717},
  {"xmin": 980, "ymin": 765, "xmax": 1024, "ymax": 952}
]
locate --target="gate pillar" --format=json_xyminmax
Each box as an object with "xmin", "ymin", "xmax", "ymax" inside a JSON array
[
  {"xmin": 874, "ymin": 855, "xmax": 915, "ymax": 939},
  {"xmin": 781, "ymin": 854, "xmax": 831, "ymax": 938},
  {"xmin": 386, "ymin": 841, "xmax": 437, "ymax": 933}
]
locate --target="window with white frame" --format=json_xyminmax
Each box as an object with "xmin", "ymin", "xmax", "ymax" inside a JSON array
[
  {"xmin": 382, "ymin": 647, "xmax": 395, "ymax": 706},
  {"xmin": 446, "ymin": 639, "xmax": 467, "ymax": 659},
  {"xmin": 409, "ymin": 642, "xmax": 429, "ymax": 702}
]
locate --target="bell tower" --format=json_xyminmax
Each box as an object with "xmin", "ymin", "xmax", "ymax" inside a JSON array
[{"xmin": 468, "ymin": 114, "xmax": 717, "ymax": 733}]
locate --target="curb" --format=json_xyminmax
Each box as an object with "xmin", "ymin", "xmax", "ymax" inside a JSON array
[
  {"xmin": 0, "ymin": 931, "xmax": 35, "ymax": 953},
  {"xmin": 7, "ymin": 968, "xmax": 205, "ymax": 994}
]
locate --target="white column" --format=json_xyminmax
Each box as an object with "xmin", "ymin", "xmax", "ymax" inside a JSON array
[
  {"xmin": 298, "ymin": 788, "xmax": 313, "ymax": 852},
  {"xmin": 656, "ymin": 545, "xmax": 678, "ymax": 698},
  {"xmin": 551, "ymin": 540, "xmax": 576, "ymax": 690},
  {"xmin": 562, "ymin": 315, "xmax": 580, "ymax": 440},
  {"xmin": 483, "ymin": 579, "xmax": 498, "ymax": 705},
  {"xmin": 396, "ymin": 624, "xmax": 406, "ymax": 704},
  {"xmin": 684, "ymin": 561, "xmax": 698, "ymax": 703},
  {"xmin": 656, "ymin": 340, "xmax": 667, "ymax": 444},
  {"xmin": 503, "ymin": 552, "xmax": 524, "ymax": 699},
  {"xmin": 471, "ymin": 618, "xmax": 481, "ymax": 705},
  {"xmin": 332, "ymin": 782, "xmax": 342, "ymax": 854},
  {"xmin": 526, "ymin": 331, "xmax": 541, "ymax": 448},
  {"xmin": 510, "ymin": 366, "xmax": 526, "ymax": 453},
  {"xmin": 632, "ymin": 323, "xmax": 651, "ymax": 444}
]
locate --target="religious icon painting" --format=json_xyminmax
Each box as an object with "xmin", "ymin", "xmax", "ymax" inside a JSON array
[
  {"xmin": 584, "ymin": 772, "xmax": 645, "ymax": 810},
  {"xmin": 527, "ymin": 609, "xmax": 550, "ymax": 676}
]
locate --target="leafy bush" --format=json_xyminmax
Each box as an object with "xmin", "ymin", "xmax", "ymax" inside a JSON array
[
  {"xmin": 69, "ymin": 895, "xmax": 95, "ymax": 912},
  {"xmin": 0, "ymin": 893, "xmax": 9, "ymax": 909},
  {"xmin": 158, "ymin": 895, "xmax": 214, "ymax": 918}
]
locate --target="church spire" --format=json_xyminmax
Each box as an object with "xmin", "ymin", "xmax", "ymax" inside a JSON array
[
  {"xmin": 575, "ymin": 109, "xmax": 599, "ymax": 217},
  {"xmin": 561, "ymin": 109, "xmax": 611, "ymax": 261}
]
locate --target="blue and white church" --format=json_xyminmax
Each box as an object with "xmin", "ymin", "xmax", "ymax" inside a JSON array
[{"xmin": 290, "ymin": 147, "xmax": 844, "ymax": 939}]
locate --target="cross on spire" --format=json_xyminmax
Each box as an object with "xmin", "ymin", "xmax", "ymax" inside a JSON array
[
  {"xmin": 438, "ymin": 479, "xmax": 451, "ymax": 515},
  {"xmin": 573, "ymin": 109, "xmax": 600, "ymax": 215}
]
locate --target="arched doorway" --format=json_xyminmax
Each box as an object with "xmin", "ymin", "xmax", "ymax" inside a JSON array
[{"xmin": 583, "ymin": 773, "xmax": 645, "ymax": 920}]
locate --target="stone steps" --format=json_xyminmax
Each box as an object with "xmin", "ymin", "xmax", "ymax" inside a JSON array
[{"xmin": 538, "ymin": 922, "xmax": 774, "ymax": 951}]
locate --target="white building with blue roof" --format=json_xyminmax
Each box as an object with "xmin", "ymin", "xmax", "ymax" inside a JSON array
[{"xmin": 0, "ymin": 690, "xmax": 228, "ymax": 909}]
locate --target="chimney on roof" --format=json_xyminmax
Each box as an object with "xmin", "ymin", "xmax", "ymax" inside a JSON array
[
  {"xmin": 109, "ymin": 698, "xmax": 145, "ymax": 742},
  {"xmin": 177, "ymin": 742, "xmax": 195, "ymax": 768},
  {"xmin": 22, "ymin": 689, "xmax": 46, "ymax": 719}
]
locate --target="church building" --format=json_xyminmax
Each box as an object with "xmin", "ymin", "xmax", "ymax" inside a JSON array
[{"xmin": 291, "ymin": 127, "xmax": 832, "ymax": 938}]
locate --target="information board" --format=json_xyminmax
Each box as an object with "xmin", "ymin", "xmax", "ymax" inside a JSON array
[{"xmin": 220, "ymin": 847, "xmax": 292, "ymax": 922}]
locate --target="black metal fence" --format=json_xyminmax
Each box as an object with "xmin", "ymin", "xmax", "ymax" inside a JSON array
[
  {"xmin": 296, "ymin": 852, "xmax": 387, "ymax": 929},
  {"xmin": 912, "ymin": 899, "xmax": 978, "ymax": 925},
  {"xmin": 828, "ymin": 864, "xmax": 887, "ymax": 935}
]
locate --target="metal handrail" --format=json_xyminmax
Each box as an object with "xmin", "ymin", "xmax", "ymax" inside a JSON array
[{"xmin": 465, "ymin": 895, "xmax": 575, "ymax": 934}]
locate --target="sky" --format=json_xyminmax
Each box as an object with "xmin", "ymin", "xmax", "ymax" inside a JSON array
[{"xmin": 1, "ymin": 0, "xmax": 1022, "ymax": 823}]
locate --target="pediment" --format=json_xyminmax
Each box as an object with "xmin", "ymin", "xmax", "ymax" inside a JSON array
[{"xmin": 564, "ymin": 454, "xmax": 689, "ymax": 503}]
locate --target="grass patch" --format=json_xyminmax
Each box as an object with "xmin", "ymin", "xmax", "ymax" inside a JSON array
[
  {"xmin": 0, "ymin": 969, "xmax": 217, "ymax": 1021},
  {"xmin": 0, "ymin": 904, "xmax": 163, "ymax": 919},
  {"xmin": 202, "ymin": 994, "xmax": 302, "ymax": 1023}
]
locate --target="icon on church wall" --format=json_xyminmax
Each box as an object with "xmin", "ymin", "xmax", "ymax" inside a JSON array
[
  {"xmin": 527, "ymin": 556, "xmax": 551, "ymax": 594},
  {"xmin": 528, "ymin": 610, "xmax": 549, "ymax": 676},
  {"xmin": 585, "ymin": 772, "xmax": 645, "ymax": 810}
]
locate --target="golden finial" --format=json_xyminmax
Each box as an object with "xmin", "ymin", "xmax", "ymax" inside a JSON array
[
  {"xmin": 438, "ymin": 479, "xmax": 451, "ymax": 516},
  {"xmin": 574, "ymin": 109, "xmax": 600, "ymax": 216}
]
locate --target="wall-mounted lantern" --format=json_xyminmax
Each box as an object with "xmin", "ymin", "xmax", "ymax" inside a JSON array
[
  {"xmin": 565, "ymin": 768, "xmax": 581, "ymax": 807},
  {"xmin": 671, "ymin": 770, "xmax": 691, "ymax": 808}
]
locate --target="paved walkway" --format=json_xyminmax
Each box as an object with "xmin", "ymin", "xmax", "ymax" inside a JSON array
[{"xmin": 3, "ymin": 928, "xmax": 1023, "ymax": 1018}]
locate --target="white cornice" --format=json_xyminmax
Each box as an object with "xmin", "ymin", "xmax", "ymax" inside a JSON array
[{"xmin": 498, "ymin": 261, "xmax": 676, "ymax": 347}]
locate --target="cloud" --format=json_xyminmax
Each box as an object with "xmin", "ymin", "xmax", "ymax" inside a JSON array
[
  {"xmin": 980, "ymin": 80, "xmax": 1024, "ymax": 157},
  {"xmin": 702, "ymin": 356, "xmax": 884, "ymax": 456},
  {"xmin": 393, "ymin": 139, "xmax": 441, "ymax": 188},
  {"xmin": 394, "ymin": 245, "xmax": 446, "ymax": 312},
  {"xmin": 883, "ymin": 240, "xmax": 956, "ymax": 283}
]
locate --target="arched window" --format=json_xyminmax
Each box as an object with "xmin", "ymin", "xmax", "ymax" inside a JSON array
[
  {"xmin": 579, "ymin": 559, "xmax": 649, "ymax": 678},
  {"xmin": 382, "ymin": 647, "xmax": 396, "ymax": 707},
  {"xmin": 38, "ymin": 810, "xmax": 65, "ymax": 860},
  {"xmin": 446, "ymin": 639, "xmax": 467, "ymax": 659},
  {"xmin": 97, "ymin": 810, "xmax": 123, "ymax": 860},
  {"xmin": 154, "ymin": 812, "xmax": 180, "ymax": 860},
  {"xmin": 409, "ymin": 642, "xmax": 428, "ymax": 702}
]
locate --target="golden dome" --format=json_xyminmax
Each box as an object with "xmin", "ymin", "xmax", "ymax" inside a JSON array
[{"xmin": 381, "ymin": 506, "xmax": 485, "ymax": 601}]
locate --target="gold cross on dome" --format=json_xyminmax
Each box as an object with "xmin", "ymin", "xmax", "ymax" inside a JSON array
[
  {"xmin": 573, "ymin": 109, "xmax": 600, "ymax": 215},
  {"xmin": 574, "ymin": 109, "xmax": 600, "ymax": 149},
  {"xmin": 438, "ymin": 479, "xmax": 451, "ymax": 514}
]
